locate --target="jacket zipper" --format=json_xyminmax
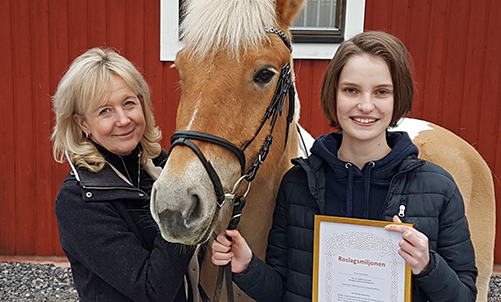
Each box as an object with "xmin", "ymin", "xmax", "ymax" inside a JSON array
[
  {"xmin": 382, "ymin": 159, "xmax": 425, "ymax": 220},
  {"xmin": 398, "ymin": 205, "xmax": 406, "ymax": 218}
]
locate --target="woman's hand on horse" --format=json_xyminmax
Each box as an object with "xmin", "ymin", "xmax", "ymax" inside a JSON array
[
  {"xmin": 385, "ymin": 216, "xmax": 430, "ymax": 275},
  {"xmin": 211, "ymin": 229, "xmax": 253, "ymax": 274}
]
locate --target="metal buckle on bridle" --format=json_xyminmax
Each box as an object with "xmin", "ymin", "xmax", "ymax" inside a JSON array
[{"xmin": 223, "ymin": 175, "xmax": 252, "ymax": 206}]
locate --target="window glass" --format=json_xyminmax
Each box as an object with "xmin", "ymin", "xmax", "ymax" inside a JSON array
[
  {"xmin": 291, "ymin": 0, "xmax": 345, "ymax": 43},
  {"xmin": 294, "ymin": 0, "xmax": 339, "ymax": 27}
]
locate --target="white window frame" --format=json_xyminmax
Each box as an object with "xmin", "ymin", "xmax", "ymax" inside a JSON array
[{"xmin": 160, "ymin": 0, "xmax": 365, "ymax": 61}]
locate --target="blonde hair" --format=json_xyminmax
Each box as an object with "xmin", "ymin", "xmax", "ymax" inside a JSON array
[
  {"xmin": 180, "ymin": 0, "xmax": 276, "ymax": 59},
  {"xmin": 51, "ymin": 48, "xmax": 162, "ymax": 172}
]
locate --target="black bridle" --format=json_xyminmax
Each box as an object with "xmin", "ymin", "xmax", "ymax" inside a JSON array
[
  {"xmin": 168, "ymin": 27, "xmax": 294, "ymax": 302},
  {"xmin": 169, "ymin": 27, "xmax": 294, "ymax": 208}
]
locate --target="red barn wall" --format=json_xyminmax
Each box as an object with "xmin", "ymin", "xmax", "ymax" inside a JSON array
[{"xmin": 0, "ymin": 0, "xmax": 500, "ymax": 262}]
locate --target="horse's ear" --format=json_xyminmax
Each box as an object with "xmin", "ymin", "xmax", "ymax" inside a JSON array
[{"xmin": 275, "ymin": 0, "xmax": 307, "ymax": 29}]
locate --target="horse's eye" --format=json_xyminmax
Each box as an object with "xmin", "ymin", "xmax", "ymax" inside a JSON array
[{"xmin": 253, "ymin": 69, "xmax": 275, "ymax": 85}]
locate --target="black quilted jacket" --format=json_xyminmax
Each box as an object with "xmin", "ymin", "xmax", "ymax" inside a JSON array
[{"xmin": 233, "ymin": 134, "xmax": 477, "ymax": 302}]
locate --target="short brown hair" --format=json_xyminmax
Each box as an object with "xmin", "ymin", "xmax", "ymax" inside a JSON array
[{"xmin": 320, "ymin": 31, "xmax": 414, "ymax": 129}]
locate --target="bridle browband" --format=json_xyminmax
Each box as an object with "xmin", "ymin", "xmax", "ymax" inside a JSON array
[{"xmin": 167, "ymin": 27, "xmax": 294, "ymax": 302}]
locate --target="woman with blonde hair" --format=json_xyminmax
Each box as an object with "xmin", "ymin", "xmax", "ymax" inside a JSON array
[{"xmin": 52, "ymin": 47, "xmax": 196, "ymax": 302}]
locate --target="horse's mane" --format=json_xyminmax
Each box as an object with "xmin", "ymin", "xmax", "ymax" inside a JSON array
[{"xmin": 180, "ymin": 0, "xmax": 277, "ymax": 58}]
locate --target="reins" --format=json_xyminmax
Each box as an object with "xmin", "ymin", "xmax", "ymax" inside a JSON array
[{"xmin": 167, "ymin": 27, "xmax": 294, "ymax": 302}]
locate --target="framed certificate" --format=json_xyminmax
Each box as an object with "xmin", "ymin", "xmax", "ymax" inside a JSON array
[{"xmin": 313, "ymin": 215, "xmax": 413, "ymax": 302}]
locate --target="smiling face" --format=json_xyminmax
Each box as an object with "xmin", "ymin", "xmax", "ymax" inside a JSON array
[
  {"xmin": 336, "ymin": 53, "xmax": 394, "ymax": 147},
  {"xmin": 74, "ymin": 75, "xmax": 146, "ymax": 156}
]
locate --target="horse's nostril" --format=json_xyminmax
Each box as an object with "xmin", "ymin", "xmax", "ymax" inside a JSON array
[
  {"xmin": 158, "ymin": 208, "xmax": 176, "ymax": 223},
  {"xmin": 156, "ymin": 193, "xmax": 205, "ymax": 231},
  {"xmin": 185, "ymin": 194, "xmax": 202, "ymax": 226}
]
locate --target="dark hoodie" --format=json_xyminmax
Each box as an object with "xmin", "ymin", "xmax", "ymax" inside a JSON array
[{"xmin": 311, "ymin": 131, "xmax": 419, "ymax": 220}]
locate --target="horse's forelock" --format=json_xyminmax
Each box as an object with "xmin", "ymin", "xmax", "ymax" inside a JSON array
[{"xmin": 181, "ymin": 0, "xmax": 277, "ymax": 58}]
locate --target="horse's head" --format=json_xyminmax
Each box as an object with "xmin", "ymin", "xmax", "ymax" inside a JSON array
[{"xmin": 150, "ymin": 0, "xmax": 306, "ymax": 245}]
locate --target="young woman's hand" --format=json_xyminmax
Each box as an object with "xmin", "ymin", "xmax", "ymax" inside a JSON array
[
  {"xmin": 385, "ymin": 216, "xmax": 430, "ymax": 275},
  {"xmin": 211, "ymin": 229, "xmax": 253, "ymax": 274}
]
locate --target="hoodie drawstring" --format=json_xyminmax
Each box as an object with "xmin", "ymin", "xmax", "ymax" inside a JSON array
[
  {"xmin": 345, "ymin": 161, "xmax": 375, "ymax": 219},
  {"xmin": 364, "ymin": 162, "xmax": 375, "ymax": 218},
  {"xmin": 345, "ymin": 163, "xmax": 354, "ymax": 216}
]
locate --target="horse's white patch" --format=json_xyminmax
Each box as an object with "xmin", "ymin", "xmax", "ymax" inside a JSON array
[
  {"xmin": 389, "ymin": 117, "xmax": 433, "ymax": 140},
  {"xmin": 186, "ymin": 104, "xmax": 199, "ymax": 130}
]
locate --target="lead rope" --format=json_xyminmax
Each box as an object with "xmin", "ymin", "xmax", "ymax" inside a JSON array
[
  {"xmin": 211, "ymin": 26, "xmax": 293, "ymax": 302},
  {"xmin": 213, "ymin": 177, "xmax": 251, "ymax": 302},
  {"xmin": 212, "ymin": 196, "xmax": 246, "ymax": 302}
]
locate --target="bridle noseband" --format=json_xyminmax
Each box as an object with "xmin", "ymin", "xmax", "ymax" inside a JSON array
[{"xmin": 167, "ymin": 27, "xmax": 294, "ymax": 302}]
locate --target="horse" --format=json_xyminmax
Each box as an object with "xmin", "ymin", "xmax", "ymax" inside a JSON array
[
  {"xmin": 390, "ymin": 118, "xmax": 495, "ymax": 302},
  {"xmin": 149, "ymin": 0, "xmax": 495, "ymax": 301}
]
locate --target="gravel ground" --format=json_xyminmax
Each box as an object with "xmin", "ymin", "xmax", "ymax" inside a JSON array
[
  {"xmin": 1, "ymin": 261, "xmax": 501, "ymax": 301},
  {"xmin": 0, "ymin": 261, "xmax": 77, "ymax": 301},
  {"xmin": 489, "ymin": 275, "xmax": 501, "ymax": 302}
]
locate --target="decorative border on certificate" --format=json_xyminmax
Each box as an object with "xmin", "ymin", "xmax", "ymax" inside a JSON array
[{"xmin": 312, "ymin": 215, "xmax": 413, "ymax": 302}]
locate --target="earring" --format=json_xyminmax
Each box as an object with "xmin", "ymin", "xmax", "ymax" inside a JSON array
[{"xmin": 85, "ymin": 132, "xmax": 90, "ymax": 139}]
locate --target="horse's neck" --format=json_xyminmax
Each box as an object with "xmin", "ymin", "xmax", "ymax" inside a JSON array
[{"xmin": 237, "ymin": 123, "xmax": 298, "ymax": 241}]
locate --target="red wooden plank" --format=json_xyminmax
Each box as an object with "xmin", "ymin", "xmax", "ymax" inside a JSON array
[
  {"xmin": 11, "ymin": 0, "xmax": 36, "ymax": 255},
  {"xmin": 294, "ymin": 59, "xmax": 330, "ymax": 138},
  {"xmin": 311, "ymin": 60, "xmax": 331, "ymax": 136},
  {"xmin": 390, "ymin": 0, "xmax": 411, "ymax": 42},
  {"xmin": 143, "ymin": 0, "xmax": 167, "ymax": 140},
  {"xmin": 68, "ymin": 0, "xmax": 88, "ymax": 57},
  {"xmin": 440, "ymin": 0, "xmax": 470, "ymax": 133},
  {"xmin": 476, "ymin": 4, "xmax": 501, "ymax": 164},
  {"xmin": 417, "ymin": 1, "xmax": 449, "ymax": 124},
  {"xmin": 49, "ymin": 0, "xmax": 72, "ymax": 257},
  {"xmin": 401, "ymin": 1, "xmax": 431, "ymax": 120},
  {"xmin": 0, "ymin": 0, "xmax": 17, "ymax": 256},
  {"xmin": 125, "ymin": 0, "xmax": 145, "ymax": 69},
  {"xmin": 107, "ymin": 0, "xmax": 126, "ymax": 51},
  {"xmin": 459, "ymin": 0, "xmax": 489, "ymax": 145},
  {"xmin": 31, "ymin": 0, "xmax": 55, "ymax": 256},
  {"xmin": 87, "ymin": 0, "xmax": 107, "ymax": 48},
  {"xmin": 364, "ymin": 0, "xmax": 393, "ymax": 32},
  {"xmin": 48, "ymin": 0, "xmax": 70, "ymax": 80}
]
